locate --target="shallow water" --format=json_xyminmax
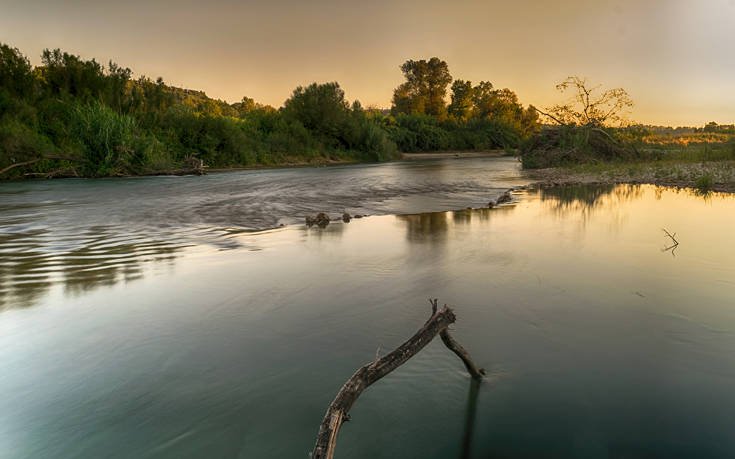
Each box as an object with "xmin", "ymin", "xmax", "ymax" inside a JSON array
[
  {"xmin": 0, "ymin": 158, "xmax": 524, "ymax": 309},
  {"xmin": 1, "ymin": 159, "xmax": 734, "ymax": 458}
]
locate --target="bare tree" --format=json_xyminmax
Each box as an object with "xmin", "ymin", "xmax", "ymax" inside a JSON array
[{"xmin": 537, "ymin": 76, "xmax": 634, "ymax": 127}]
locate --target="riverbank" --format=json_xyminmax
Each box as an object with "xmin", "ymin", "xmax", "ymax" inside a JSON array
[{"xmin": 525, "ymin": 160, "xmax": 735, "ymax": 193}]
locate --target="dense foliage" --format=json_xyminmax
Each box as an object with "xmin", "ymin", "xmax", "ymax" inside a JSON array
[
  {"xmin": 1, "ymin": 44, "xmax": 538, "ymax": 178},
  {"xmin": 390, "ymin": 58, "xmax": 539, "ymax": 151}
]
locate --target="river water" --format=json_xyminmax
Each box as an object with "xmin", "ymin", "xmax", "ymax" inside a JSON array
[{"xmin": 1, "ymin": 158, "xmax": 734, "ymax": 458}]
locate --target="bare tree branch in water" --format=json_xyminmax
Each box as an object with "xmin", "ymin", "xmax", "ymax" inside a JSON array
[
  {"xmin": 662, "ymin": 228, "xmax": 679, "ymax": 256},
  {"xmin": 311, "ymin": 299, "xmax": 484, "ymax": 459}
]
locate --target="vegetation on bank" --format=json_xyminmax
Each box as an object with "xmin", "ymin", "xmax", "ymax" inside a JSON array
[
  {"xmin": 519, "ymin": 76, "xmax": 735, "ymax": 171},
  {"xmin": 0, "ymin": 44, "xmax": 538, "ymax": 178}
]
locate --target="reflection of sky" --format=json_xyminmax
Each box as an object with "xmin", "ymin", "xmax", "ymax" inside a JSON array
[
  {"xmin": 1, "ymin": 185, "xmax": 735, "ymax": 457},
  {"xmin": 0, "ymin": 158, "xmax": 524, "ymax": 310}
]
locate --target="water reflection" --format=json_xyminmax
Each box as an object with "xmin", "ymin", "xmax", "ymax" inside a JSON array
[
  {"xmin": 304, "ymin": 220, "xmax": 346, "ymax": 240},
  {"xmin": 0, "ymin": 226, "xmax": 184, "ymax": 310},
  {"xmin": 0, "ymin": 158, "xmax": 526, "ymax": 310},
  {"xmin": 539, "ymin": 184, "xmax": 643, "ymax": 217},
  {"xmin": 2, "ymin": 183, "xmax": 735, "ymax": 458},
  {"xmin": 459, "ymin": 379, "xmax": 481, "ymax": 459},
  {"xmin": 399, "ymin": 212, "xmax": 450, "ymax": 244},
  {"xmin": 536, "ymin": 184, "xmax": 644, "ymax": 237}
]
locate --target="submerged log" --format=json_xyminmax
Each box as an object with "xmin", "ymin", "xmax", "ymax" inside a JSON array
[{"xmin": 311, "ymin": 300, "xmax": 484, "ymax": 459}]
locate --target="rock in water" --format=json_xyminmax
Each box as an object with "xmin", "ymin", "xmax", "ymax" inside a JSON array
[
  {"xmin": 305, "ymin": 212, "xmax": 332, "ymax": 228},
  {"xmin": 315, "ymin": 212, "xmax": 330, "ymax": 228},
  {"xmin": 342, "ymin": 212, "xmax": 351, "ymax": 223},
  {"xmin": 496, "ymin": 190, "xmax": 512, "ymax": 205}
]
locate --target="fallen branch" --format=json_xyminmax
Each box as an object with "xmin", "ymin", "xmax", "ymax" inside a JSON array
[
  {"xmin": 662, "ymin": 228, "xmax": 678, "ymax": 245},
  {"xmin": 311, "ymin": 300, "xmax": 484, "ymax": 459},
  {"xmin": 532, "ymin": 106, "xmax": 565, "ymax": 126},
  {"xmin": 0, "ymin": 158, "xmax": 43, "ymax": 175},
  {"xmin": 0, "ymin": 155, "xmax": 81, "ymax": 176},
  {"xmin": 430, "ymin": 299, "xmax": 486, "ymax": 379},
  {"xmin": 662, "ymin": 228, "xmax": 679, "ymax": 256}
]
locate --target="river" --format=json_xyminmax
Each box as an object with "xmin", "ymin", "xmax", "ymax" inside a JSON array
[{"xmin": 1, "ymin": 157, "xmax": 734, "ymax": 458}]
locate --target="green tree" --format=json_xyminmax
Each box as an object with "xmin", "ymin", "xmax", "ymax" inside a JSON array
[
  {"xmin": 105, "ymin": 61, "xmax": 131, "ymax": 112},
  {"xmin": 392, "ymin": 58, "xmax": 452, "ymax": 118},
  {"xmin": 0, "ymin": 44, "xmax": 34, "ymax": 98},
  {"xmin": 471, "ymin": 81, "xmax": 495, "ymax": 118},
  {"xmin": 38, "ymin": 49, "xmax": 106, "ymax": 99},
  {"xmin": 448, "ymin": 79, "xmax": 474, "ymax": 120},
  {"xmin": 283, "ymin": 82, "xmax": 349, "ymax": 139}
]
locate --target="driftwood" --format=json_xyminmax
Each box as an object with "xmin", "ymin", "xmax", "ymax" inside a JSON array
[
  {"xmin": 1, "ymin": 156, "xmax": 206, "ymax": 178},
  {"xmin": 0, "ymin": 155, "xmax": 80, "ymax": 176},
  {"xmin": 662, "ymin": 228, "xmax": 679, "ymax": 256},
  {"xmin": 311, "ymin": 299, "xmax": 484, "ymax": 459}
]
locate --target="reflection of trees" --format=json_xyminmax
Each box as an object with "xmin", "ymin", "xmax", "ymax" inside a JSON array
[
  {"xmin": 1, "ymin": 252, "xmax": 52, "ymax": 310},
  {"xmin": 451, "ymin": 207, "xmax": 500, "ymax": 225},
  {"xmin": 400, "ymin": 206, "xmax": 517, "ymax": 245},
  {"xmin": 0, "ymin": 227, "xmax": 182, "ymax": 311},
  {"xmin": 398, "ymin": 212, "xmax": 449, "ymax": 244},
  {"xmin": 540, "ymin": 184, "xmax": 643, "ymax": 220},
  {"xmin": 304, "ymin": 220, "xmax": 346, "ymax": 240}
]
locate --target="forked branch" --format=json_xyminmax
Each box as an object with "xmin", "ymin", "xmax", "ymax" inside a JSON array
[
  {"xmin": 662, "ymin": 228, "xmax": 679, "ymax": 255},
  {"xmin": 311, "ymin": 300, "xmax": 484, "ymax": 459}
]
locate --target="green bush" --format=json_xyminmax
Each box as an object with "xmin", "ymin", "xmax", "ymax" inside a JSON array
[
  {"xmin": 0, "ymin": 117, "xmax": 55, "ymax": 163},
  {"xmin": 520, "ymin": 125, "xmax": 639, "ymax": 169},
  {"xmin": 695, "ymin": 174, "xmax": 714, "ymax": 192},
  {"xmin": 69, "ymin": 101, "xmax": 155, "ymax": 176}
]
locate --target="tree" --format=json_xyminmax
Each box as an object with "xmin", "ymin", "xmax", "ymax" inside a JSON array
[
  {"xmin": 470, "ymin": 81, "xmax": 495, "ymax": 118},
  {"xmin": 232, "ymin": 96, "xmax": 257, "ymax": 116},
  {"xmin": 0, "ymin": 44, "xmax": 34, "ymax": 98},
  {"xmin": 38, "ymin": 49, "xmax": 107, "ymax": 99},
  {"xmin": 105, "ymin": 61, "xmax": 131, "ymax": 112},
  {"xmin": 392, "ymin": 58, "xmax": 452, "ymax": 118},
  {"xmin": 542, "ymin": 76, "xmax": 633, "ymax": 127},
  {"xmin": 283, "ymin": 82, "xmax": 349, "ymax": 138},
  {"xmin": 448, "ymin": 79, "xmax": 474, "ymax": 120}
]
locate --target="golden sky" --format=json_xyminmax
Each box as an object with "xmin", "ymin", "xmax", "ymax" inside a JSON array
[{"xmin": 2, "ymin": 0, "xmax": 734, "ymax": 126}]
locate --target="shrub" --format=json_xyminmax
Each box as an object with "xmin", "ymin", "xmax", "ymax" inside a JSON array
[{"xmin": 520, "ymin": 125, "xmax": 639, "ymax": 169}]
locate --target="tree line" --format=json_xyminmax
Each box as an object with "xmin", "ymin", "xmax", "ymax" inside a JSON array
[{"xmin": 0, "ymin": 44, "xmax": 540, "ymax": 178}]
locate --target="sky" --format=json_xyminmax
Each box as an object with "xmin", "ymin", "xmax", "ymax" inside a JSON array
[{"xmin": 1, "ymin": 0, "xmax": 734, "ymax": 126}]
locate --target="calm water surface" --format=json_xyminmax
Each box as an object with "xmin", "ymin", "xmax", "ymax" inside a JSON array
[{"xmin": 1, "ymin": 158, "xmax": 734, "ymax": 458}]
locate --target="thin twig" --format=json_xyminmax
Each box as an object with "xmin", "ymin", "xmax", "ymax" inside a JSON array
[
  {"xmin": 662, "ymin": 228, "xmax": 678, "ymax": 245},
  {"xmin": 662, "ymin": 228, "xmax": 679, "ymax": 256}
]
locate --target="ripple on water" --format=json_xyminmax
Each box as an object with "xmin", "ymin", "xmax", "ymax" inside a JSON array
[{"xmin": 0, "ymin": 157, "xmax": 526, "ymax": 309}]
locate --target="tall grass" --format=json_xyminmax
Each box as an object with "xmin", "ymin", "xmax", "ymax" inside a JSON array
[{"xmin": 69, "ymin": 102, "xmax": 173, "ymax": 176}]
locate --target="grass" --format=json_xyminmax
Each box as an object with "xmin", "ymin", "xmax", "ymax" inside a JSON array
[
  {"xmin": 527, "ymin": 143, "xmax": 735, "ymax": 193},
  {"xmin": 695, "ymin": 173, "xmax": 714, "ymax": 192}
]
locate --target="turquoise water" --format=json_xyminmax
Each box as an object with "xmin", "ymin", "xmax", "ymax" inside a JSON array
[{"xmin": 1, "ymin": 159, "xmax": 734, "ymax": 458}]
